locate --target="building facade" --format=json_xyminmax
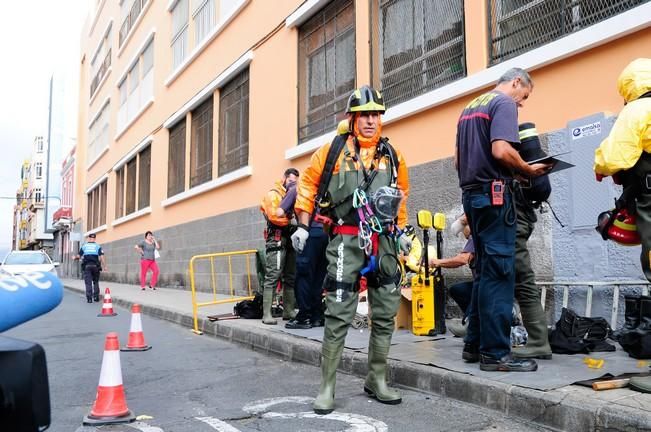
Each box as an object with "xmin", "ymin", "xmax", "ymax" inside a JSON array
[
  {"xmin": 75, "ymin": 0, "xmax": 651, "ymax": 318},
  {"xmin": 52, "ymin": 146, "xmax": 77, "ymax": 277}
]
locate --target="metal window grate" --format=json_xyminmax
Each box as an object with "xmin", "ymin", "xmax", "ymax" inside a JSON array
[
  {"xmin": 218, "ymin": 68, "xmax": 249, "ymax": 176},
  {"xmin": 298, "ymin": 0, "xmax": 356, "ymax": 143},
  {"xmin": 371, "ymin": 0, "xmax": 466, "ymax": 108},
  {"xmin": 488, "ymin": 0, "xmax": 649, "ymax": 65}
]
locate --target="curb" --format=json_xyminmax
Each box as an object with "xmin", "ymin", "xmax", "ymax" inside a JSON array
[{"xmin": 65, "ymin": 284, "xmax": 651, "ymax": 431}]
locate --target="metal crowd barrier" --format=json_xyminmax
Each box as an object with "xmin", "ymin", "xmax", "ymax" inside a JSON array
[
  {"xmin": 537, "ymin": 280, "xmax": 651, "ymax": 330},
  {"xmin": 189, "ymin": 249, "xmax": 258, "ymax": 335}
]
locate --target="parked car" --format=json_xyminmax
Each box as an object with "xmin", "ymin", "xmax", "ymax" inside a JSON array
[{"xmin": 0, "ymin": 250, "xmax": 59, "ymax": 276}]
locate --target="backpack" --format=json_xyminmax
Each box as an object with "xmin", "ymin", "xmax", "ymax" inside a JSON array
[
  {"xmin": 233, "ymin": 293, "xmax": 263, "ymax": 319},
  {"xmin": 549, "ymin": 308, "xmax": 614, "ymax": 354}
]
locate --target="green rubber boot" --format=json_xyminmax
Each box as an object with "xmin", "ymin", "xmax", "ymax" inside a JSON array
[
  {"xmin": 363, "ymin": 342, "xmax": 402, "ymax": 404},
  {"xmin": 313, "ymin": 342, "xmax": 344, "ymax": 414},
  {"xmin": 262, "ymin": 287, "xmax": 277, "ymax": 325},
  {"xmin": 630, "ymin": 376, "xmax": 651, "ymax": 393},
  {"xmin": 512, "ymin": 305, "xmax": 552, "ymax": 359},
  {"xmin": 282, "ymin": 287, "xmax": 297, "ymax": 320}
]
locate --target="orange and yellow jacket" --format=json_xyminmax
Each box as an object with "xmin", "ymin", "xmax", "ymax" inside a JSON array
[
  {"xmin": 295, "ymin": 136, "xmax": 410, "ymax": 228},
  {"xmin": 260, "ymin": 180, "xmax": 291, "ymax": 227},
  {"xmin": 594, "ymin": 58, "xmax": 651, "ymax": 176}
]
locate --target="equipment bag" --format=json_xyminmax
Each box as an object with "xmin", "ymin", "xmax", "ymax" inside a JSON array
[
  {"xmin": 233, "ymin": 293, "xmax": 263, "ymax": 319},
  {"xmin": 549, "ymin": 308, "xmax": 615, "ymax": 354}
]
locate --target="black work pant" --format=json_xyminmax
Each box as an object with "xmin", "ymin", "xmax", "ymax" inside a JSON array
[
  {"xmin": 295, "ymin": 226, "xmax": 328, "ymax": 322},
  {"xmin": 83, "ymin": 264, "xmax": 100, "ymax": 300}
]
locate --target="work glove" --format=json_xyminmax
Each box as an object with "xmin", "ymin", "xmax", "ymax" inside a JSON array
[
  {"xmin": 398, "ymin": 232, "xmax": 412, "ymax": 255},
  {"xmin": 291, "ymin": 225, "xmax": 309, "ymax": 254}
]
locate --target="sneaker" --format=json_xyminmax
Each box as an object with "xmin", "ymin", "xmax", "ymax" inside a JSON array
[
  {"xmin": 87, "ymin": 298, "xmax": 93, "ymax": 303},
  {"xmin": 462, "ymin": 343, "xmax": 479, "ymax": 363},
  {"xmin": 479, "ymin": 354, "xmax": 538, "ymax": 372},
  {"xmin": 285, "ymin": 318, "xmax": 312, "ymax": 329},
  {"xmin": 141, "ymin": 287, "xmax": 146, "ymax": 291},
  {"xmin": 93, "ymin": 296, "xmax": 100, "ymax": 302},
  {"xmin": 149, "ymin": 285, "xmax": 156, "ymax": 290}
]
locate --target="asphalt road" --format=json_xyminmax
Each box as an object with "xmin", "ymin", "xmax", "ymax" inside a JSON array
[{"xmin": 4, "ymin": 290, "xmax": 553, "ymax": 432}]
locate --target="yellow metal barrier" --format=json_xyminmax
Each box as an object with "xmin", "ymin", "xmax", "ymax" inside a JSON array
[{"xmin": 189, "ymin": 249, "xmax": 258, "ymax": 335}]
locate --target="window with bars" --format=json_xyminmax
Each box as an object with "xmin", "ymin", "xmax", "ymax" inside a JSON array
[
  {"xmin": 167, "ymin": 120, "xmax": 186, "ymax": 197},
  {"xmin": 125, "ymin": 157, "xmax": 138, "ymax": 215},
  {"xmin": 87, "ymin": 180, "xmax": 107, "ymax": 230},
  {"xmin": 90, "ymin": 25, "xmax": 112, "ymax": 98},
  {"xmin": 218, "ymin": 68, "xmax": 249, "ymax": 176},
  {"xmin": 115, "ymin": 146, "xmax": 151, "ymax": 218},
  {"xmin": 190, "ymin": 97, "xmax": 213, "ymax": 188},
  {"xmin": 36, "ymin": 137, "xmax": 44, "ymax": 153},
  {"xmin": 298, "ymin": 0, "xmax": 355, "ymax": 143},
  {"xmin": 488, "ymin": 0, "xmax": 648, "ymax": 65},
  {"xmin": 35, "ymin": 162, "xmax": 43, "ymax": 179},
  {"xmin": 371, "ymin": 0, "xmax": 466, "ymax": 107},
  {"xmin": 34, "ymin": 188, "xmax": 42, "ymax": 204}
]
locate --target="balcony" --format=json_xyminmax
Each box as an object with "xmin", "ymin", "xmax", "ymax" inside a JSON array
[
  {"xmin": 90, "ymin": 48, "xmax": 112, "ymax": 98},
  {"xmin": 119, "ymin": 0, "xmax": 147, "ymax": 47}
]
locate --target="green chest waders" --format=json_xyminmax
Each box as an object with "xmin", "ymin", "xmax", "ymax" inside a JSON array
[{"xmin": 314, "ymin": 151, "xmax": 402, "ymax": 414}]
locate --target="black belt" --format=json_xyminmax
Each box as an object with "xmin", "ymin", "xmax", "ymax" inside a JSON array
[{"xmin": 461, "ymin": 180, "xmax": 513, "ymax": 193}]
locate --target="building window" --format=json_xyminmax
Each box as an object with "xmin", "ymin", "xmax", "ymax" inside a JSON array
[
  {"xmin": 88, "ymin": 101, "xmax": 111, "ymax": 165},
  {"xmin": 171, "ymin": 0, "xmax": 189, "ymax": 68},
  {"xmin": 35, "ymin": 162, "xmax": 43, "ymax": 179},
  {"xmin": 167, "ymin": 120, "xmax": 186, "ymax": 197},
  {"xmin": 218, "ymin": 68, "xmax": 249, "ymax": 176},
  {"xmin": 119, "ymin": 0, "xmax": 148, "ymax": 47},
  {"xmin": 117, "ymin": 38, "xmax": 154, "ymax": 132},
  {"xmin": 34, "ymin": 188, "xmax": 42, "ymax": 204},
  {"xmin": 87, "ymin": 180, "xmax": 107, "ymax": 230},
  {"xmin": 90, "ymin": 25, "xmax": 112, "ymax": 98},
  {"xmin": 36, "ymin": 137, "xmax": 44, "ymax": 153},
  {"xmin": 138, "ymin": 145, "xmax": 151, "ymax": 209},
  {"xmin": 193, "ymin": 0, "xmax": 216, "ymax": 45},
  {"xmin": 115, "ymin": 166, "xmax": 125, "ymax": 218},
  {"xmin": 488, "ymin": 0, "xmax": 646, "ymax": 65},
  {"xmin": 115, "ymin": 146, "xmax": 150, "ymax": 219},
  {"xmin": 298, "ymin": 0, "xmax": 355, "ymax": 143},
  {"xmin": 370, "ymin": 0, "xmax": 466, "ymax": 107},
  {"xmin": 190, "ymin": 97, "xmax": 213, "ymax": 188}
]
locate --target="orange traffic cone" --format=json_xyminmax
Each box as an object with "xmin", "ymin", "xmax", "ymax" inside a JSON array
[
  {"xmin": 83, "ymin": 333, "xmax": 135, "ymax": 425},
  {"xmin": 98, "ymin": 288, "xmax": 117, "ymax": 317},
  {"xmin": 121, "ymin": 304, "xmax": 152, "ymax": 351}
]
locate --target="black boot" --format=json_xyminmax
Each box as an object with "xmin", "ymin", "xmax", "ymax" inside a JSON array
[
  {"xmin": 634, "ymin": 296, "xmax": 651, "ymax": 334},
  {"xmin": 612, "ymin": 295, "xmax": 641, "ymax": 341}
]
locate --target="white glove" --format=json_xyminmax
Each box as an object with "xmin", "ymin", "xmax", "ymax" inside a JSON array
[
  {"xmin": 291, "ymin": 226, "xmax": 309, "ymax": 253},
  {"xmin": 398, "ymin": 233, "xmax": 412, "ymax": 254}
]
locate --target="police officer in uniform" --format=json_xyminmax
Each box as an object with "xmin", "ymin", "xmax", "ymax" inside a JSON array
[
  {"xmin": 76, "ymin": 233, "xmax": 106, "ymax": 303},
  {"xmin": 292, "ymin": 86, "xmax": 410, "ymax": 414}
]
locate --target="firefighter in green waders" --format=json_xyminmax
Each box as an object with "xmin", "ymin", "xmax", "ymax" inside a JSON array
[{"xmin": 292, "ymin": 86, "xmax": 411, "ymax": 414}]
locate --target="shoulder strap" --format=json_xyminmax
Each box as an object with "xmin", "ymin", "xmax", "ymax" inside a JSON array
[
  {"xmin": 378, "ymin": 137, "xmax": 400, "ymax": 185},
  {"xmin": 315, "ymin": 133, "xmax": 349, "ymax": 205}
]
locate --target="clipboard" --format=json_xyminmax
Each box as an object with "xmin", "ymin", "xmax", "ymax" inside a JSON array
[{"xmin": 527, "ymin": 151, "xmax": 574, "ymax": 174}]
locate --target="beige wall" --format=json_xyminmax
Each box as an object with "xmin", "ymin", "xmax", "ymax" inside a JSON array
[{"xmin": 75, "ymin": 0, "xmax": 651, "ymax": 246}]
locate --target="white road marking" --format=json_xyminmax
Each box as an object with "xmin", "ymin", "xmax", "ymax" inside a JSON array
[
  {"xmin": 242, "ymin": 396, "xmax": 314, "ymax": 415},
  {"xmin": 130, "ymin": 421, "xmax": 164, "ymax": 432},
  {"xmin": 262, "ymin": 411, "xmax": 388, "ymax": 432},
  {"xmin": 195, "ymin": 416, "xmax": 242, "ymax": 432}
]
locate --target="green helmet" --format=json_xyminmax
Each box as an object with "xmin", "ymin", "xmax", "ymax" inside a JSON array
[{"xmin": 346, "ymin": 85, "xmax": 386, "ymax": 114}]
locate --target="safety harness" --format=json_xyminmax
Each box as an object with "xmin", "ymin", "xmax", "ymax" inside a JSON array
[{"xmin": 314, "ymin": 134, "xmax": 402, "ymax": 292}]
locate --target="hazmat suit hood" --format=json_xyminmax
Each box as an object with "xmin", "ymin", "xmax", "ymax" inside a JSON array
[{"xmin": 618, "ymin": 58, "xmax": 651, "ymax": 103}]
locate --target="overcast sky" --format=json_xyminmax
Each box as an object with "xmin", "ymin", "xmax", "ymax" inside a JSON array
[{"xmin": 0, "ymin": 0, "xmax": 89, "ymax": 257}]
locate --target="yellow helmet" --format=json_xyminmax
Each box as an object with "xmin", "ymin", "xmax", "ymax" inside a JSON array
[{"xmin": 346, "ymin": 85, "xmax": 386, "ymax": 114}]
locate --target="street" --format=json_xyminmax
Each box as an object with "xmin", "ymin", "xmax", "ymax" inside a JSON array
[{"xmin": 5, "ymin": 290, "xmax": 553, "ymax": 432}]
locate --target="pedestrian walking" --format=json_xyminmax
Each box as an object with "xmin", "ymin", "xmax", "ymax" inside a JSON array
[
  {"xmin": 456, "ymin": 68, "xmax": 550, "ymax": 372},
  {"xmin": 75, "ymin": 233, "xmax": 106, "ymax": 303},
  {"xmin": 135, "ymin": 231, "xmax": 160, "ymax": 291}
]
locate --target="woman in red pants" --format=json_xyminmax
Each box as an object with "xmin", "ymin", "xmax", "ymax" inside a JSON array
[{"xmin": 135, "ymin": 231, "xmax": 160, "ymax": 290}]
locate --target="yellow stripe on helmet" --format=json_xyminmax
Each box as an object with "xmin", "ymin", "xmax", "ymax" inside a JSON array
[{"xmin": 519, "ymin": 127, "xmax": 538, "ymax": 140}]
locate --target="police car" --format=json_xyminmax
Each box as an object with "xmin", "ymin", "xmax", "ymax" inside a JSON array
[{"xmin": 0, "ymin": 250, "xmax": 59, "ymax": 276}]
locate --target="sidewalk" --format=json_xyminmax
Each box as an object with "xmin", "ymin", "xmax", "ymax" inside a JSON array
[{"xmin": 63, "ymin": 279, "xmax": 651, "ymax": 431}]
